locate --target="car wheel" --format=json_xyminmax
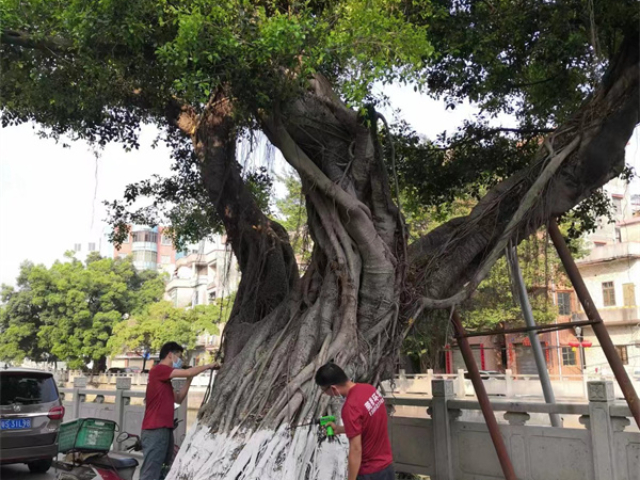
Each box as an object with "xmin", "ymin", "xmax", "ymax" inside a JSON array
[{"xmin": 28, "ymin": 458, "xmax": 53, "ymax": 473}]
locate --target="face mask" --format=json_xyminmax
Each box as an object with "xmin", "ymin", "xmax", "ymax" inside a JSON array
[
  {"xmin": 329, "ymin": 390, "xmax": 346, "ymax": 405},
  {"xmin": 172, "ymin": 356, "xmax": 183, "ymax": 369}
]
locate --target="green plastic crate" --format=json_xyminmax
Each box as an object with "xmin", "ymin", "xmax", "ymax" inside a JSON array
[{"xmin": 58, "ymin": 418, "xmax": 117, "ymax": 453}]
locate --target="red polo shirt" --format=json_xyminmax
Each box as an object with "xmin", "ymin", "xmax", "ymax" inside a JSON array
[
  {"xmin": 341, "ymin": 384, "xmax": 393, "ymax": 475},
  {"xmin": 142, "ymin": 364, "xmax": 175, "ymax": 430}
]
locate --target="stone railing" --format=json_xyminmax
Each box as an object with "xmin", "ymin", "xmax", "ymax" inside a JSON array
[
  {"xmin": 384, "ymin": 369, "xmax": 640, "ymax": 400},
  {"xmin": 60, "ymin": 376, "xmax": 189, "ymax": 452},
  {"xmin": 67, "ymin": 370, "xmax": 215, "ymax": 388},
  {"xmin": 386, "ymin": 380, "xmax": 639, "ymax": 480}
]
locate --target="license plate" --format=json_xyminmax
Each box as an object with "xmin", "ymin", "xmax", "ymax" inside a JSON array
[{"xmin": 0, "ymin": 418, "xmax": 32, "ymax": 430}]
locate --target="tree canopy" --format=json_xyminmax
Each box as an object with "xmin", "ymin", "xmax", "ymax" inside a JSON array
[{"xmin": 3, "ymin": 0, "xmax": 636, "ymax": 245}]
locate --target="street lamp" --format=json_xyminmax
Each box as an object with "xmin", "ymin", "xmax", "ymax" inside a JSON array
[{"xmin": 574, "ymin": 325, "xmax": 585, "ymax": 374}]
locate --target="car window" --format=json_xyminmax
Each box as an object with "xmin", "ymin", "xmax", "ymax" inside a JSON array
[{"xmin": 0, "ymin": 374, "xmax": 58, "ymax": 405}]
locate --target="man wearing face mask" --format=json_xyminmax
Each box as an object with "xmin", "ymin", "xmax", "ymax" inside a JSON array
[
  {"xmin": 140, "ymin": 341, "xmax": 219, "ymax": 480},
  {"xmin": 315, "ymin": 363, "xmax": 394, "ymax": 480}
]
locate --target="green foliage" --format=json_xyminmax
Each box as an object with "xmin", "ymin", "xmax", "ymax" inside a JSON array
[
  {"xmin": 108, "ymin": 297, "xmax": 232, "ymax": 358},
  {"xmin": 387, "ymin": 0, "xmax": 637, "ymax": 238},
  {"xmin": 0, "ymin": 255, "xmax": 164, "ymax": 368},
  {"xmin": 422, "ymin": 0, "xmax": 638, "ymax": 125},
  {"xmin": 105, "ymin": 154, "xmax": 274, "ymax": 249},
  {"xmin": 1, "ymin": 0, "xmax": 432, "ymax": 138},
  {"xmin": 1, "ymin": 0, "xmax": 433, "ymax": 245},
  {"xmin": 274, "ymin": 172, "xmax": 310, "ymax": 262},
  {"xmin": 2, "ymin": 0, "xmax": 635, "ymax": 246}
]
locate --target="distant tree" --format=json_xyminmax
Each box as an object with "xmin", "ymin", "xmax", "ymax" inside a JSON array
[
  {"xmin": 108, "ymin": 296, "xmax": 234, "ymax": 364},
  {"xmin": 274, "ymin": 173, "xmax": 311, "ymax": 264},
  {"xmin": 0, "ymin": 253, "xmax": 164, "ymax": 369}
]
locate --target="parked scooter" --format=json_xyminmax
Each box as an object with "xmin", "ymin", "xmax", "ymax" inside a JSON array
[
  {"xmin": 54, "ymin": 432, "xmax": 140, "ymax": 480},
  {"xmin": 54, "ymin": 417, "xmax": 183, "ymax": 480}
]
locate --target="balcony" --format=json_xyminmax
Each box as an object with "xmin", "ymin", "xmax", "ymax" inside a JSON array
[
  {"xmin": 132, "ymin": 241, "xmax": 158, "ymax": 252},
  {"xmin": 166, "ymin": 277, "xmax": 192, "ymax": 291},
  {"xmin": 575, "ymin": 306, "xmax": 640, "ymax": 325},
  {"xmin": 166, "ymin": 275, "xmax": 209, "ymax": 290},
  {"xmin": 175, "ymin": 253, "xmax": 207, "ymax": 269},
  {"xmin": 577, "ymin": 242, "xmax": 640, "ymax": 266}
]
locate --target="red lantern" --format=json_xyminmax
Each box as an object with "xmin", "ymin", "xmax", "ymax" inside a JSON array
[
  {"xmin": 568, "ymin": 341, "xmax": 580, "ymax": 347},
  {"xmin": 581, "ymin": 340, "xmax": 592, "ymax": 348}
]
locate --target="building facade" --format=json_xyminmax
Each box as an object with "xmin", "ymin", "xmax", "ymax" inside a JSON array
[
  {"xmin": 113, "ymin": 225, "xmax": 178, "ymax": 275},
  {"xmin": 576, "ymin": 217, "xmax": 640, "ymax": 376},
  {"xmin": 164, "ymin": 236, "xmax": 240, "ymax": 309}
]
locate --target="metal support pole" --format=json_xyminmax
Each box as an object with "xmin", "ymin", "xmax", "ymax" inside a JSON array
[
  {"xmin": 548, "ymin": 219, "xmax": 640, "ymax": 429},
  {"xmin": 451, "ymin": 310, "xmax": 517, "ymax": 480},
  {"xmin": 506, "ymin": 246, "xmax": 562, "ymax": 427}
]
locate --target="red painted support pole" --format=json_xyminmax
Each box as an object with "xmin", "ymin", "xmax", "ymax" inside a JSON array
[
  {"xmin": 451, "ymin": 310, "xmax": 518, "ymax": 480},
  {"xmin": 548, "ymin": 219, "xmax": 640, "ymax": 429}
]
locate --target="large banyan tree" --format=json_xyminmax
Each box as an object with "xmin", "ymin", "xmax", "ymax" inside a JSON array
[{"xmin": 2, "ymin": 0, "xmax": 638, "ymax": 478}]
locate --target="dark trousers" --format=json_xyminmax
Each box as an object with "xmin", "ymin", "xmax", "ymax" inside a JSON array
[
  {"xmin": 357, "ymin": 464, "xmax": 395, "ymax": 480},
  {"xmin": 140, "ymin": 428, "xmax": 174, "ymax": 480}
]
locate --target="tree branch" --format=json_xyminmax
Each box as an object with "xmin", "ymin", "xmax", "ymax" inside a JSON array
[
  {"xmin": 189, "ymin": 92, "xmax": 298, "ymax": 360},
  {"xmin": 1, "ymin": 30, "xmax": 72, "ymax": 51},
  {"xmin": 409, "ymin": 29, "xmax": 640, "ymax": 306}
]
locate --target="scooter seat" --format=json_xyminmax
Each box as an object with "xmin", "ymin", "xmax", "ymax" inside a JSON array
[{"xmin": 85, "ymin": 455, "xmax": 139, "ymax": 470}]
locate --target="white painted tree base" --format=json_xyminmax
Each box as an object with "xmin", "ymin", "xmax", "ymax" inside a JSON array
[{"xmin": 167, "ymin": 421, "xmax": 348, "ymax": 480}]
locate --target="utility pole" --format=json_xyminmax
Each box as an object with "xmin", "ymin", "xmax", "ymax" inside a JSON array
[{"xmin": 507, "ymin": 246, "xmax": 562, "ymax": 427}]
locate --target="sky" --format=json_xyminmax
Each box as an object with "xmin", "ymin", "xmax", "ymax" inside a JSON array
[{"xmin": 1, "ymin": 85, "xmax": 638, "ymax": 287}]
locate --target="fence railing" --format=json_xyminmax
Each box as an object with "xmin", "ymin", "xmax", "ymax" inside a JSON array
[
  {"xmin": 386, "ymin": 379, "xmax": 639, "ymax": 480},
  {"xmin": 383, "ymin": 368, "xmax": 640, "ymax": 400},
  {"xmin": 60, "ymin": 376, "xmax": 188, "ymax": 452},
  {"xmin": 65, "ymin": 370, "xmax": 214, "ymax": 387}
]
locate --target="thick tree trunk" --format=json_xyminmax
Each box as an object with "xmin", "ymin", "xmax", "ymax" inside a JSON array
[
  {"xmin": 168, "ymin": 33, "xmax": 638, "ymax": 480},
  {"xmin": 167, "ymin": 80, "xmax": 405, "ymax": 480}
]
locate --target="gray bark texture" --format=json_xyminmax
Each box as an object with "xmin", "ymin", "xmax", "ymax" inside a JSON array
[{"xmin": 179, "ymin": 32, "xmax": 639, "ymax": 435}]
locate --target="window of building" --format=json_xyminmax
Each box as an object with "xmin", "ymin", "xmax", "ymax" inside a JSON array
[
  {"xmin": 161, "ymin": 255, "xmax": 171, "ymax": 265},
  {"xmin": 615, "ymin": 345, "xmax": 629, "ymax": 365},
  {"xmin": 161, "ymin": 234, "xmax": 172, "ymax": 246},
  {"xmin": 602, "ymin": 281, "xmax": 616, "ymax": 306},
  {"xmin": 118, "ymin": 253, "xmax": 128, "ymax": 259},
  {"xmin": 132, "ymin": 232, "xmax": 158, "ymax": 243},
  {"xmin": 88, "ymin": 242, "xmax": 96, "ymax": 252},
  {"xmin": 208, "ymin": 291, "xmax": 217, "ymax": 304},
  {"xmin": 612, "ymin": 196, "xmax": 623, "ymax": 217},
  {"xmin": 594, "ymin": 242, "xmax": 606, "ymax": 248},
  {"xmin": 171, "ymin": 289, "xmax": 178, "ymax": 307},
  {"xmin": 615, "ymin": 227, "xmax": 622, "ymax": 243},
  {"xmin": 132, "ymin": 251, "xmax": 156, "ymax": 264},
  {"xmin": 623, "ymin": 283, "xmax": 636, "ymax": 307},
  {"xmin": 74, "ymin": 243, "xmax": 82, "ymax": 252},
  {"xmin": 562, "ymin": 347, "xmax": 577, "ymax": 366},
  {"xmin": 557, "ymin": 292, "xmax": 571, "ymax": 316},
  {"xmin": 122, "ymin": 235, "xmax": 130, "ymax": 244}
]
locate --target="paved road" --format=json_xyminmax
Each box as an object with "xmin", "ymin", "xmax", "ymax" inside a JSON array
[{"xmin": 0, "ymin": 464, "xmax": 55, "ymax": 480}]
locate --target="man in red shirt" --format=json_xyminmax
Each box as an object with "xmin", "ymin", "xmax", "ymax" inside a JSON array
[
  {"xmin": 140, "ymin": 342, "xmax": 218, "ymax": 480},
  {"xmin": 315, "ymin": 363, "xmax": 394, "ymax": 480}
]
